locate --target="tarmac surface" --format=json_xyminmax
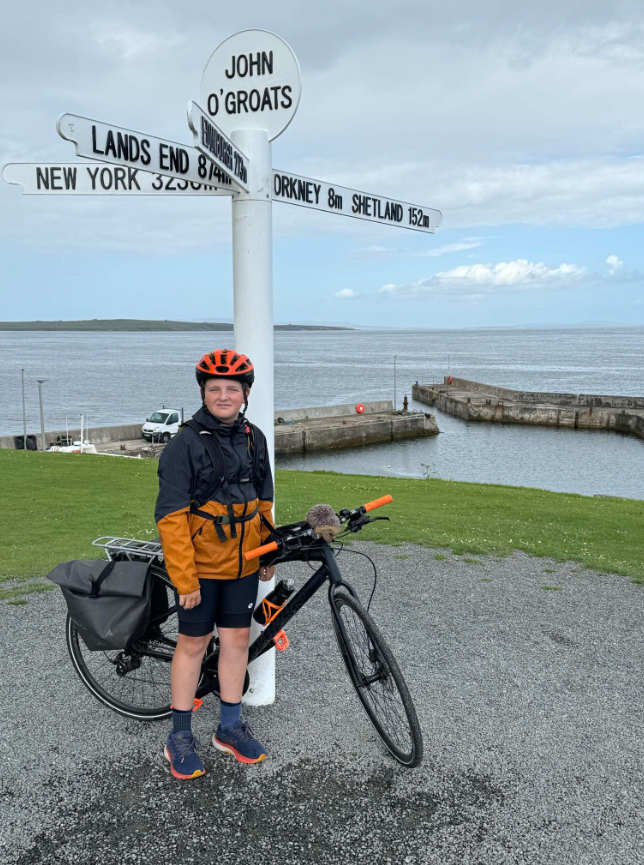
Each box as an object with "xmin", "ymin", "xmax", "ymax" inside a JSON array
[{"xmin": 1, "ymin": 542, "xmax": 643, "ymax": 864}]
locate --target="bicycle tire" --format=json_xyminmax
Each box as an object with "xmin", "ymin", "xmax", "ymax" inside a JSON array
[
  {"xmin": 66, "ymin": 571, "xmax": 194, "ymax": 720},
  {"xmin": 66, "ymin": 616, "xmax": 181, "ymax": 721},
  {"xmin": 331, "ymin": 591, "xmax": 423, "ymax": 767}
]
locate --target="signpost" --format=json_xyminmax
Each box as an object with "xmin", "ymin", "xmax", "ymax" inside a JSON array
[
  {"xmin": 3, "ymin": 27, "xmax": 442, "ymax": 707},
  {"xmin": 56, "ymin": 114, "xmax": 246, "ymax": 191},
  {"xmin": 200, "ymin": 29, "xmax": 302, "ymax": 142},
  {"xmin": 272, "ymin": 169, "xmax": 442, "ymax": 233},
  {"xmin": 186, "ymin": 101, "xmax": 249, "ymax": 189},
  {"xmin": 2, "ymin": 163, "xmax": 232, "ymax": 195}
]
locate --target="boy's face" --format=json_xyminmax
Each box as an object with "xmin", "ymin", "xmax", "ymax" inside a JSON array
[{"xmin": 203, "ymin": 378, "xmax": 246, "ymax": 424}]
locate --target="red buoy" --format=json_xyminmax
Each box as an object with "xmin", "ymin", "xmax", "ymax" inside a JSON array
[{"xmin": 356, "ymin": 403, "xmax": 365, "ymax": 414}]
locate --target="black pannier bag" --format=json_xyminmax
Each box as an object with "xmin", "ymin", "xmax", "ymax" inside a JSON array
[{"xmin": 47, "ymin": 559, "xmax": 152, "ymax": 651}]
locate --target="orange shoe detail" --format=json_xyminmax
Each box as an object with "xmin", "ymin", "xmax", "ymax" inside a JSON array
[{"xmin": 212, "ymin": 735, "xmax": 268, "ymax": 764}]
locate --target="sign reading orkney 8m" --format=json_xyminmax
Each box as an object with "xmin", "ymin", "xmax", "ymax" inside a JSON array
[
  {"xmin": 2, "ymin": 163, "xmax": 231, "ymax": 195},
  {"xmin": 273, "ymin": 170, "xmax": 442, "ymax": 233},
  {"xmin": 200, "ymin": 30, "xmax": 301, "ymax": 141},
  {"xmin": 56, "ymin": 114, "xmax": 241, "ymax": 190}
]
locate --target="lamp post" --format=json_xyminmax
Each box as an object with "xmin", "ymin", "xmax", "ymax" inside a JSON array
[
  {"xmin": 36, "ymin": 379, "xmax": 48, "ymax": 451},
  {"xmin": 21, "ymin": 369, "xmax": 27, "ymax": 449},
  {"xmin": 393, "ymin": 354, "xmax": 398, "ymax": 411}
]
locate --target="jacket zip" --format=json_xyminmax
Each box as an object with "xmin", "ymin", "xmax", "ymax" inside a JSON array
[{"xmin": 237, "ymin": 500, "xmax": 248, "ymax": 578}]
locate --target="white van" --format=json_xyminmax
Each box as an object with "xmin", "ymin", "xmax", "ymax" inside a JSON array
[{"xmin": 142, "ymin": 409, "xmax": 182, "ymax": 443}]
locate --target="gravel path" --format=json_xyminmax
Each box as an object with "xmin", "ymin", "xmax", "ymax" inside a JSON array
[{"xmin": 1, "ymin": 543, "xmax": 643, "ymax": 864}]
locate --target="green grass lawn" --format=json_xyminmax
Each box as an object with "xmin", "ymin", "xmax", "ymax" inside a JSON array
[{"xmin": 1, "ymin": 450, "xmax": 643, "ymax": 590}]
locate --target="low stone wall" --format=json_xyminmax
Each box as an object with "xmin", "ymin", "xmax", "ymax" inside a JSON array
[
  {"xmin": 412, "ymin": 383, "xmax": 644, "ymax": 441},
  {"xmin": 274, "ymin": 401, "xmax": 392, "ymax": 422},
  {"xmin": 443, "ymin": 377, "xmax": 644, "ymax": 410},
  {"xmin": 0, "ymin": 423, "xmax": 143, "ymax": 450}
]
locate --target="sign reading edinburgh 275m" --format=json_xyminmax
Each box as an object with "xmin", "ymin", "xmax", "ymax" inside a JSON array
[{"xmin": 200, "ymin": 29, "xmax": 302, "ymax": 142}]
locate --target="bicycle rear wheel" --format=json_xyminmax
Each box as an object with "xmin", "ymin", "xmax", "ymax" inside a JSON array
[
  {"xmin": 331, "ymin": 590, "xmax": 423, "ymax": 767},
  {"xmin": 66, "ymin": 574, "xmax": 186, "ymax": 720}
]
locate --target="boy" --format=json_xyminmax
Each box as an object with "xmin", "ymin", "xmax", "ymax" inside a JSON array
[{"xmin": 155, "ymin": 350, "xmax": 276, "ymax": 779}]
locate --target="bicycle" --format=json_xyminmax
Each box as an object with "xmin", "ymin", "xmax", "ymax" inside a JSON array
[{"xmin": 66, "ymin": 495, "xmax": 423, "ymax": 768}]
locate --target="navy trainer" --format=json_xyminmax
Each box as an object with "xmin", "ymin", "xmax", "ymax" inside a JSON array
[
  {"xmin": 213, "ymin": 721, "xmax": 267, "ymax": 764},
  {"xmin": 164, "ymin": 731, "xmax": 205, "ymax": 779}
]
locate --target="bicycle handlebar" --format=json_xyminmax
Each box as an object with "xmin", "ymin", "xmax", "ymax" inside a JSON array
[
  {"xmin": 245, "ymin": 541, "xmax": 278, "ymax": 561},
  {"xmin": 364, "ymin": 494, "xmax": 393, "ymax": 512},
  {"xmin": 244, "ymin": 494, "xmax": 393, "ymax": 562}
]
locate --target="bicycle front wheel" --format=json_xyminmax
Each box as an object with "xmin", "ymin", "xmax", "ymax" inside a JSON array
[{"xmin": 331, "ymin": 590, "xmax": 423, "ymax": 767}]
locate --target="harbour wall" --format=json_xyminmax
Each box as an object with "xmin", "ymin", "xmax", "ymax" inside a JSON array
[
  {"xmin": 413, "ymin": 380, "xmax": 644, "ymax": 442},
  {"xmin": 443, "ymin": 378, "xmax": 644, "ymax": 410},
  {"xmin": 275, "ymin": 412, "xmax": 438, "ymax": 454}
]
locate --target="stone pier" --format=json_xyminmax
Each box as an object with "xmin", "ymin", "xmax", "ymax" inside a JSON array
[{"xmin": 413, "ymin": 378, "xmax": 644, "ymax": 441}]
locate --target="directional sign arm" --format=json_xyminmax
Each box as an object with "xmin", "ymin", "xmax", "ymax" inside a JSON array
[
  {"xmin": 187, "ymin": 102, "xmax": 249, "ymax": 191},
  {"xmin": 56, "ymin": 113, "xmax": 238, "ymax": 192},
  {"xmin": 2, "ymin": 162, "xmax": 233, "ymax": 195},
  {"xmin": 272, "ymin": 169, "xmax": 442, "ymax": 234}
]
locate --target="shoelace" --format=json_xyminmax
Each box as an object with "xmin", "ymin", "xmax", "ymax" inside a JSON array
[
  {"xmin": 238, "ymin": 721, "xmax": 256, "ymax": 742},
  {"xmin": 173, "ymin": 734, "xmax": 201, "ymax": 764},
  {"xmin": 223, "ymin": 721, "xmax": 256, "ymax": 743}
]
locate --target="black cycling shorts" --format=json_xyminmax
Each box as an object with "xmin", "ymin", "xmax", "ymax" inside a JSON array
[{"xmin": 175, "ymin": 572, "xmax": 260, "ymax": 636}]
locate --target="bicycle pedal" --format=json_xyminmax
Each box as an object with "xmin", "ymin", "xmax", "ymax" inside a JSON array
[{"xmin": 273, "ymin": 630, "xmax": 290, "ymax": 651}]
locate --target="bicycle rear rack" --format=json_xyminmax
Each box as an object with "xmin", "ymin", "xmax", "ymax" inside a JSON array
[{"xmin": 92, "ymin": 536, "xmax": 164, "ymax": 561}]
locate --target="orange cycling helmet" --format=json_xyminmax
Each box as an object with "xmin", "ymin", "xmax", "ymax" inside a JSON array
[{"xmin": 195, "ymin": 349, "xmax": 255, "ymax": 387}]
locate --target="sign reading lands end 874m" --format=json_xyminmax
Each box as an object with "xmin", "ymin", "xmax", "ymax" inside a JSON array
[{"xmin": 200, "ymin": 30, "xmax": 301, "ymax": 142}]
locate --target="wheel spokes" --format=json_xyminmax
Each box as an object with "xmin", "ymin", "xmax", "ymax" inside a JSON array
[{"xmin": 338, "ymin": 604, "xmax": 413, "ymax": 756}]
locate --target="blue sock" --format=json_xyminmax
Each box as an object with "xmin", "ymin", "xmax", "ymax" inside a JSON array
[
  {"xmin": 172, "ymin": 708, "xmax": 193, "ymax": 735},
  {"xmin": 220, "ymin": 699, "xmax": 242, "ymax": 729}
]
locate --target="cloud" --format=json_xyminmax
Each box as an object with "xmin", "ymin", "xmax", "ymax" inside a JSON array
[
  {"xmin": 351, "ymin": 237, "xmax": 486, "ymax": 261},
  {"xmin": 3, "ymin": 0, "xmax": 644, "ymax": 260},
  {"xmin": 436, "ymin": 259, "xmax": 586, "ymax": 286},
  {"xmin": 90, "ymin": 22, "xmax": 185, "ymax": 62},
  {"xmin": 420, "ymin": 238, "xmax": 485, "ymax": 257},
  {"xmin": 334, "ymin": 288, "xmax": 358, "ymax": 299},
  {"xmin": 607, "ymin": 254, "xmax": 623, "ymax": 273},
  {"xmin": 379, "ymin": 258, "xmax": 587, "ymax": 301}
]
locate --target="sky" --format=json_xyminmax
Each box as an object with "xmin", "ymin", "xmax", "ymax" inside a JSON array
[{"xmin": 1, "ymin": 0, "xmax": 644, "ymax": 329}]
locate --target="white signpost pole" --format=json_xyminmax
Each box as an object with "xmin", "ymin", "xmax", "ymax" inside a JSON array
[
  {"xmin": 230, "ymin": 127, "xmax": 275, "ymax": 705},
  {"xmin": 199, "ymin": 30, "xmax": 301, "ymax": 705}
]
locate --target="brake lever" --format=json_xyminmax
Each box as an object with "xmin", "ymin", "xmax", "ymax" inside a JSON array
[{"xmin": 347, "ymin": 515, "xmax": 390, "ymax": 533}]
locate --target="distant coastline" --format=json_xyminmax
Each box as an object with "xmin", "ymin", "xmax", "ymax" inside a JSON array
[{"xmin": 0, "ymin": 319, "xmax": 354, "ymax": 332}]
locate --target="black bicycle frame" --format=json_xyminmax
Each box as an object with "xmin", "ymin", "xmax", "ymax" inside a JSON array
[{"xmin": 192, "ymin": 543, "xmax": 359, "ymax": 700}]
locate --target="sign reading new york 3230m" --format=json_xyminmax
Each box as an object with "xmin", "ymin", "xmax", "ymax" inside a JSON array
[{"xmin": 200, "ymin": 30, "xmax": 302, "ymax": 141}]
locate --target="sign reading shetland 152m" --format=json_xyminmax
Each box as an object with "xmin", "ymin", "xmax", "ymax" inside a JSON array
[
  {"xmin": 272, "ymin": 170, "xmax": 441, "ymax": 233},
  {"xmin": 56, "ymin": 113, "xmax": 249, "ymax": 192}
]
